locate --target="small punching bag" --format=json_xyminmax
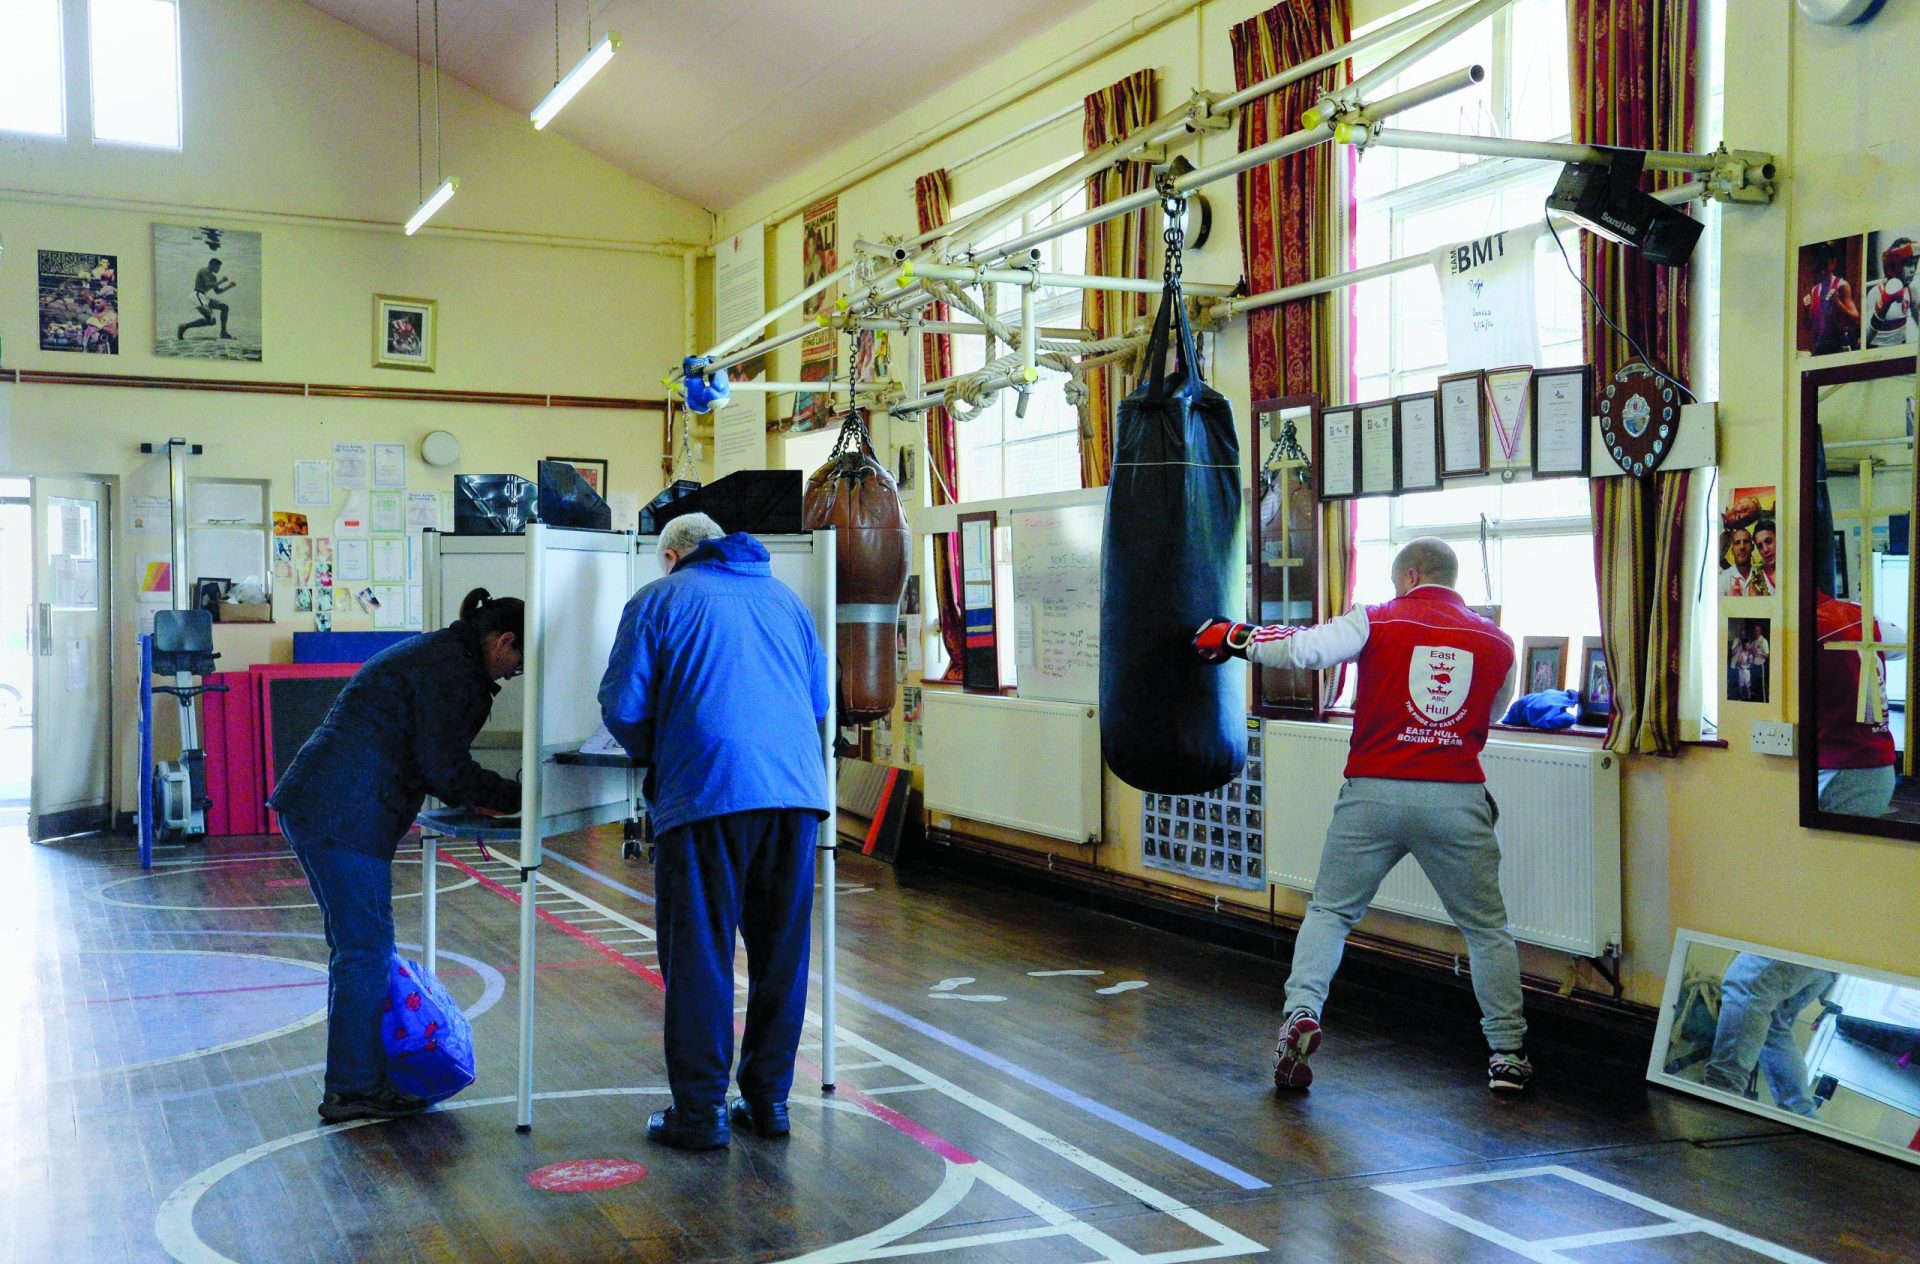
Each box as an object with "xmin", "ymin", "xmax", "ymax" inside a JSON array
[
  {"xmin": 1099, "ymin": 191, "xmax": 1245, "ymax": 794},
  {"xmin": 804, "ymin": 409, "xmax": 910, "ymax": 724}
]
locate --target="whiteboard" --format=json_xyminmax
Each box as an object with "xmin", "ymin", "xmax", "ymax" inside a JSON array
[{"xmin": 1010, "ymin": 503, "xmax": 1103, "ymax": 704}]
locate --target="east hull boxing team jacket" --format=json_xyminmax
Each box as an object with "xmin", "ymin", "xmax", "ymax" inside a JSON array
[
  {"xmin": 1247, "ymin": 585, "xmax": 1516, "ymax": 783},
  {"xmin": 1814, "ymin": 593, "xmax": 1902, "ymax": 771}
]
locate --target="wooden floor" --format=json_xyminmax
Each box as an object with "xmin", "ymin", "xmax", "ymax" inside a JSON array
[{"xmin": 5, "ymin": 826, "xmax": 1913, "ymax": 1264}]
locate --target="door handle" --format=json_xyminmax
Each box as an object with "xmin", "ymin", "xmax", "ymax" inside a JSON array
[{"xmin": 37, "ymin": 603, "xmax": 52, "ymax": 654}]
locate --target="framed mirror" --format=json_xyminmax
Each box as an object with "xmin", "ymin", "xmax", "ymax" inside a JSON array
[
  {"xmin": 1799, "ymin": 356, "xmax": 1919, "ymax": 837},
  {"xmin": 1650, "ymin": 930, "xmax": 1920, "ymax": 1167},
  {"xmin": 1250, "ymin": 394, "xmax": 1323, "ymax": 718}
]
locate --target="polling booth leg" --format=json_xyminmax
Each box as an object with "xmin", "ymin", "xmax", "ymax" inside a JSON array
[
  {"xmin": 821, "ymin": 836, "xmax": 837, "ymax": 1091},
  {"xmin": 516, "ymin": 867, "xmax": 538, "ymax": 1132},
  {"xmin": 421, "ymin": 834, "xmax": 438, "ymax": 975}
]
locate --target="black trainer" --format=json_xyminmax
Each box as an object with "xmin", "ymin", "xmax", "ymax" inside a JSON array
[
  {"xmin": 318, "ymin": 1087, "xmax": 431, "ymax": 1123},
  {"xmin": 729, "ymin": 1097, "xmax": 790, "ymax": 1138},
  {"xmin": 647, "ymin": 1105, "xmax": 731, "ymax": 1151}
]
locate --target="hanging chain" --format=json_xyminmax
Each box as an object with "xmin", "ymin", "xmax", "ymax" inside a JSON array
[
  {"xmin": 1156, "ymin": 170, "xmax": 1187, "ymax": 287},
  {"xmin": 414, "ymin": 0, "xmax": 423, "ymax": 203},
  {"xmin": 554, "ymin": 0, "xmax": 561, "ymax": 83},
  {"xmin": 828, "ymin": 325, "xmax": 870, "ymax": 466},
  {"xmin": 1259, "ymin": 417, "xmax": 1312, "ymax": 497}
]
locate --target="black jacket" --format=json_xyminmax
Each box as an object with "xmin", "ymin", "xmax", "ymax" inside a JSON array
[{"xmin": 269, "ymin": 622, "xmax": 519, "ymax": 857}]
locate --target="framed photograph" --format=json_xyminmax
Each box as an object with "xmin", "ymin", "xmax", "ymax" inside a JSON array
[
  {"xmin": 374, "ymin": 294, "xmax": 437, "ymax": 371},
  {"xmin": 38, "ymin": 250, "xmax": 119, "ymax": 354},
  {"xmin": 1437, "ymin": 370, "xmax": 1487, "ymax": 477},
  {"xmin": 1577, "ymin": 637, "xmax": 1613, "ymax": 728},
  {"xmin": 155, "ymin": 223, "xmax": 263, "ymax": 362},
  {"xmin": 1531, "ymin": 365, "xmax": 1593, "ymax": 478},
  {"xmin": 1397, "ymin": 392, "xmax": 1441, "ymax": 490},
  {"xmin": 1727, "ymin": 617, "xmax": 1772, "ymax": 704},
  {"xmin": 1357, "ymin": 400, "xmax": 1399, "ymax": 497},
  {"xmin": 545, "ymin": 457, "xmax": 608, "ymax": 496},
  {"xmin": 1317, "ymin": 406, "xmax": 1359, "ymax": 500},
  {"xmin": 1520, "ymin": 636, "xmax": 1571, "ymax": 694}
]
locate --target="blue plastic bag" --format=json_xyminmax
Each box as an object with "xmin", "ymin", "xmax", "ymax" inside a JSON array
[{"xmin": 382, "ymin": 954, "xmax": 475, "ymax": 1103}]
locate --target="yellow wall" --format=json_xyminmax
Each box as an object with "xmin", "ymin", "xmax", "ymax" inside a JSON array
[
  {"xmin": 1, "ymin": 0, "xmax": 706, "ymax": 812},
  {"xmin": 712, "ymin": 0, "xmax": 1920, "ymax": 1004}
]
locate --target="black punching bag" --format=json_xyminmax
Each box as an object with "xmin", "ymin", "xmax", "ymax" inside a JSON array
[{"xmin": 1099, "ymin": 280, "xmax": 1245, "ymax": 795}]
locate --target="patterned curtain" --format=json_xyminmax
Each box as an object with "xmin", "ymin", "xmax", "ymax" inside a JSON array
[
  {"xmin": 1573, "ymin": 0, "xmax": 1698, "ymax": 755},
  {"xmin": 1231, "ymin": 0, "xmax": 1354, "ymax": 706},
  {"xmin": 916, "ymin": 169, "xmax": 967, "ymax": 682},
  {"xmin": 1080, "ymin": 69, "xmax": 1158, "ymax": 488}
]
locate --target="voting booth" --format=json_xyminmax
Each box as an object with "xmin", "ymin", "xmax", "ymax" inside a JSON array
[{"xmin": 419, "ymin": 525, "xmax": 839, "ymax": 1130}]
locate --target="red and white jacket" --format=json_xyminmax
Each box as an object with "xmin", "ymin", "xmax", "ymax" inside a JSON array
[
  {"xmin": 1248, "ymin": 585, "xmax": 1515, "ymax": 783},
  {"xmin": 1814, "ymin": 593, "xmax": 1901, "ymax": 771}
]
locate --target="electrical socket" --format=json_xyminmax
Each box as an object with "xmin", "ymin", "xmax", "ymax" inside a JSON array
[{"xmin": 1750, "ymin": 720, "xmax": 1795, "ymax": 757}]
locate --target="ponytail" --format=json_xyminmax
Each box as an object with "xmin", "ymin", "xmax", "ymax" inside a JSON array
[{"xmin": 459, "ymin": 587, "xmax": 524, "ymax": 643}]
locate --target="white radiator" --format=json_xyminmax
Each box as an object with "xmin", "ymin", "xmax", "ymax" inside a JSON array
[
  {"xmin": 1263, "ymin": 721, "xmax": 1622, "ymax": 957},
  {"xmin": 923, "ymin": 692, "xmax": 1102, "ymax": 844}
]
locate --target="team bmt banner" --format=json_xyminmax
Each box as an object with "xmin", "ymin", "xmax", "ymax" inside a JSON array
[{"xmin": 1430, "ymin": 225, "xmax": 1542, "ymax": 372}]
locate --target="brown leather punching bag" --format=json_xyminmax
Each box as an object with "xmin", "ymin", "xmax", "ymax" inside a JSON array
[{"xmin": 804, "ymin": 428, "xmax": 909, "ymax": 723}]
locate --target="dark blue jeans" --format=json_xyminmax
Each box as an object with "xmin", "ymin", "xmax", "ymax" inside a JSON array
[
  {"xmin": 654, "ymin": 809, "xmax": 818, "ymax": 1113},
  {"xmin": 283, "ymin": 817, "xmax": 395, "ymax": 1098}
]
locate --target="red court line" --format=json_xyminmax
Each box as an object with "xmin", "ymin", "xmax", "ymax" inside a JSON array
[
  {"xmin": 439, "ymin": 854, "xmax": 978, "ymax": 1165},
  {"xmin": 71, "ymin": 978, "xmax": 328, "ymax": 1007}
]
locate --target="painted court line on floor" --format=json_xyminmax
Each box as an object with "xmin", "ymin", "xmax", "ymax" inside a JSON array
[{"xmin": 1373, "ymin": 1165, "xmax": 1828, "ymax": 1264}]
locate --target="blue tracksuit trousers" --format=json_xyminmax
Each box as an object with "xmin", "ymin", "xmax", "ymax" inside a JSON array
[{"xmin": 654, "ymin": 808, "xmax": 818, "ymax": 1112}]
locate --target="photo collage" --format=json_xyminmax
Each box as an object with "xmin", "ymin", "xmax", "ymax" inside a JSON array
[{"xmin": 1141, "ymin": 719, "xmax": 1266, "ymax": 892}]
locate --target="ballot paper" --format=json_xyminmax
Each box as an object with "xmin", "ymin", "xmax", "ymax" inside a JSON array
[{"xmin": 579, "ymin": 724, "xmax": 627, "ymax": 756}]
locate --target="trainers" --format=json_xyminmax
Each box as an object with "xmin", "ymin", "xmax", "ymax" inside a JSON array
[
  {"xmin": 318, "ymin": 1087, "xmax": 431, "ymax": 1123},
  {"xmin": 1273, "ymin": 1009, "xmax": 1322, "ymax": 1091},
  {"xmin": 1488, "ymin": 1049, "xmax": 1533, "ymax": 1093}
]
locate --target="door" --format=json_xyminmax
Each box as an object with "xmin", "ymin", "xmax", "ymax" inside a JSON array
[{"xmin": 31, "ymin": 478, "xmax": 112, "ymax": 840}]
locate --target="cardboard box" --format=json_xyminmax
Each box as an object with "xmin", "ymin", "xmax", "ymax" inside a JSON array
[{"xmin": 218, "ymin": 602, "xmax": 272, "ymax": 623}]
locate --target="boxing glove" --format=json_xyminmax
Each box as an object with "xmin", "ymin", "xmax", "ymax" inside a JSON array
[{"xmin": 1192, "ymin": 617, "xmax": 1254, "ymax": 663}]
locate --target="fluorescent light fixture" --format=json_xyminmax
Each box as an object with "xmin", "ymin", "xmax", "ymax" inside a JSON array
[
  {"xmin": 531, "ymin": 32, "xmax": 620, "ymax": 130},
  {"xmin": 405, "ymin": 177, "xmax": 460, "ymax": 236}
]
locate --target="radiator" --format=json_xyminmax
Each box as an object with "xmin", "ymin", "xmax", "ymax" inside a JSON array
[
  {"xmin": 923, "ymin": 692, "xmax": 1102, "ymax": 844},
  {"xmin": 1263, "ymin": 721, "xmax": 1623, "ymax": 957}
]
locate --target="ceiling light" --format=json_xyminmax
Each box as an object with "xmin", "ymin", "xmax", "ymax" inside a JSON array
[
  {"xmin": 405, "ymin": 177, "xmax": 460, "ymax": 236},
  {"xmin": 531, "ymin": 32, "xmax": 620, "ymax": 130}
]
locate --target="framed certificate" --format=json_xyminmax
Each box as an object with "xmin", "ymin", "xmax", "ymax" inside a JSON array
[
  {"xmin": 1318, "ymin": 406, "xmax": 1359, "ymax": 500},
  {"xmin": 1483, "ymin": 364, "xmax": 1535, "ymax": 468},
  {"xmin": 1397, "ymin": 392, "xmax": 1441, "ymax": 491},
  {"xmin": 1531, "ymin": 365, "xmax": 1594, "ymax": 478},
  {"xmin": 1358, "ymin": 400, "xmax": 1398, "ymax": 497},
  {"xmin": 1437, "ymin": 370, "xmax": 1487, "ymax": 476}
]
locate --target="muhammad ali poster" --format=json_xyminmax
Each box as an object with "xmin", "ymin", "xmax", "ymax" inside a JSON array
[{"xmin": 154, "ymin": 223, "xmax": 264, "ymax": 361}]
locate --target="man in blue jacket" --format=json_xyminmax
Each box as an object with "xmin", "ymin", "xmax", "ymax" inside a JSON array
[{"xmin": 599, "ymin": 513, "xmax": 830, "ymax": 1150}]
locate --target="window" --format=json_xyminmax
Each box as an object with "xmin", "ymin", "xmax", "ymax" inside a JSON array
[
  {"xmin": 0, "ymin": 0, "xmax": 66, "ymax": 138},
  {"xmin": 90, "ymin": 0, "xmax": 182, "ymax": 149},
  {"xmin": 949, "ymin": 170, "xmax": 1089, "ymax": 501},
  {"xmin": 1339, "ymin": 0, "xmax": 1596, "ymax": 706}
]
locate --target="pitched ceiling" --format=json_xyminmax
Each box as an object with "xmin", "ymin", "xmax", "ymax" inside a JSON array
[{"xmin": 302, "ymin": 0, "xmax": 1108, "ymax": 213}]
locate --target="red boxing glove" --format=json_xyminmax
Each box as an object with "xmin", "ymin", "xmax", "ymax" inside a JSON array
[{"xmin": 1193, "ymin": 617, "xmax": 1254, "ymax": 663}]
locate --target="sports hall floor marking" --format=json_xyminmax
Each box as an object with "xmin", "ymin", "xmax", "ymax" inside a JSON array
[
  {"xmin": 1373, "ymin": 1165, "xmax": 1829, "ymax": 1264},
  {"xmin": 429, "ymin": 844, "xmax": 1265, "ymax": 1263}
]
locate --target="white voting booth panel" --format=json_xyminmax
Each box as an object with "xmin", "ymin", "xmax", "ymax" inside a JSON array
[{"xmin": 422, "ymin": 527, "xmax": 839, "ymax": 1131}]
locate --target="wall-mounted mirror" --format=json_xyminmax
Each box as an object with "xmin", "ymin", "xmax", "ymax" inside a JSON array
[
  {"xmin": 1800, "ymin": 356, "xmax": 1920, "ymax": 837},
  {"xmin": 1651, "ymin": 931, "xmax": 1920, "ymax": 1167},
  {"xmin": 1251, "ymin": 394, "xmax": 1323, "ymax": 719}
]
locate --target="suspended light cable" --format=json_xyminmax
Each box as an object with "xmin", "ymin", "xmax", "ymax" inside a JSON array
[
  {"xmin": 406, "ymin": 0, "xmax": 458, "ymax": 235},
  {"xmin": 531, "ymin": 0, "xmax": 619, "ymax": 130}
]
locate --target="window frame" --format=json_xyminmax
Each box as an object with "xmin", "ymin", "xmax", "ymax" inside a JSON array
[{"xmin": 88, "ymin": 0, "xmax": 184, "ymax": 151}]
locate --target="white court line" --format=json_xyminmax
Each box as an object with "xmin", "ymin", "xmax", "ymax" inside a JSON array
[
  {"xmin": 522, "ymin": 867, "xmax": 1263, "ymax": 1264},
  {"xmin": 1374, "ymin": 1165, "xmax": 1829, "ymax": 1264},
  {"xmin": 860, "ymin": 1085, "xmax": 934, "ymax": 1097}
]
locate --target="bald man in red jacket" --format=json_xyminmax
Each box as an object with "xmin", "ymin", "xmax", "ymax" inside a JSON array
[{"xmin": 1195, "ymin": 537, "xmax": 1530, "ymax": 1093}]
